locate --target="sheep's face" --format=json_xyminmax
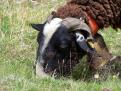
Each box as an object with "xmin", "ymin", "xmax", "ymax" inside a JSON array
[
  {"xmin": 32, "ymin": 18, "xmax": 72, "ymax": 74},
  {"xmin": 31, "ymin": 17, "xmax": 94, "ymax": 76}
]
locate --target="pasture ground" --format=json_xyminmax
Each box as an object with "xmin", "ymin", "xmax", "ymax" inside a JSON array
[{"xmin": 0, "ymin": 0, "xmax": 121, "ymax": 91}]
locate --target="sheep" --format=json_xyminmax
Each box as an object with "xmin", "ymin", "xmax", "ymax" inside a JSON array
[
  {"xmin": 32, "ymin": 0, "xmax": 121, "ymax": 78},
  {"xmin": 53, "ymin": 0, "xmax": 121, "ymax": 70},
  {"xmin": 56, "ymin": 0, "xmax": 121, "ymax": 30},
  {"xmin": 32, "ymin": 17, "xmax": 94, "ymax": 77}
]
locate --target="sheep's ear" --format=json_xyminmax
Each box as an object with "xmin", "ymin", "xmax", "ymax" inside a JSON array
[{"xmin": 31, "ymin": 24, "xmax": 44, "ymax": 31}]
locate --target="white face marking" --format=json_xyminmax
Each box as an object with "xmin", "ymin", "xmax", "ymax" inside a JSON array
[
  {"xmin": 38, "ymin": 18, "xmax": 62, "ymax": 64},
  {"xmin": 36, "ymin": 62, "xmax": 48, "ymax": 77},
  {"xmin": 42, "ymin": 18, "xmax": 62, "ymax": 53},
  {"xmin": 75, "ymin": 33, "xmax": 85, "ymax": 42}
]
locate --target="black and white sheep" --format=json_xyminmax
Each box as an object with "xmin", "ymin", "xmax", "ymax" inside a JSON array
[
  {"xmin": 32, "ymin": 16, "xmax": 94, "ymax": 77},
  {"xmin": 31, "ymin": 0, "xmax": 121, "ymax": 77}
]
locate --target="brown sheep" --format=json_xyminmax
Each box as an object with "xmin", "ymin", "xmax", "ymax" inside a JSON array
[{"xmin": 56, "ymin": 0, "xmax": 121, "ymax": 30}]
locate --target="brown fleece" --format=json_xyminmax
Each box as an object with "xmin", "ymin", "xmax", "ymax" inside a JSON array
[{"xmin": 55, "ymin": 0, "xmax": 121, "ymax": 29}]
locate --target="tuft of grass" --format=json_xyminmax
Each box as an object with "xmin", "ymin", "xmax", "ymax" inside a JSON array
[
  {"xmin": 1, "ymin": 16, "xmax": 10, "ymax": 33},
  {"xmin": 0, "ymin": 0, "xmax": 121, "ymax": 91}
]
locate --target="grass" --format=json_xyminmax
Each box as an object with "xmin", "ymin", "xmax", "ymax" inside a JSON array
[{"xmin": 0, "ymin": 0, "xmax": 121, "ymax": 91}]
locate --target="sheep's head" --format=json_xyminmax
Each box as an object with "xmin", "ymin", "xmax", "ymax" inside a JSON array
[{"xmin": 31, "ymin": 15, "xmax": 93, "ymax": 77}]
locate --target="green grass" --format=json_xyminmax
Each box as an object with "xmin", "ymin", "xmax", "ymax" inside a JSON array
[{"xmin": 0, "ymin": 0, "xmax": 121, "ymax": 91}]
